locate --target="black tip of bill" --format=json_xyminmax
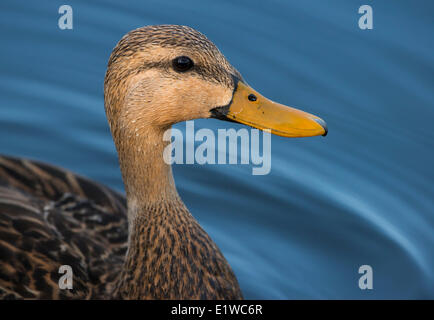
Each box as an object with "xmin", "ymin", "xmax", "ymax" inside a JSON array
[{"xmin": 314, "ymin": 118, "xmax": 328, "ymax": 137}]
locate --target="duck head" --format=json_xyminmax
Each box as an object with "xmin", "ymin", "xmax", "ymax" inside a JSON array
[{"xmin": 104, "ymin": 25, "xmax": 327, "ymax": 141}]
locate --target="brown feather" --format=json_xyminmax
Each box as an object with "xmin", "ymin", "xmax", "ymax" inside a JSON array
[{"xmin": 0, "ymin": 156, "xmax": 127, "ymax": 299}]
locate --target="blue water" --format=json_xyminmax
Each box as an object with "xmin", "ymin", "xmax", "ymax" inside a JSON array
[{"xmin": 1, "ymin": 1, "xmax": 433, "ymax": 299}]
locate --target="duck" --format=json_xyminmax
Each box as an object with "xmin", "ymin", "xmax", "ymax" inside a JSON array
[{"xmin": 0, "ymin": 25, "xmax": 327, "ymax": 300}]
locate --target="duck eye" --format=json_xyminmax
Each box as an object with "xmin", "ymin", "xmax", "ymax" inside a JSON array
[{"xmin": 172, "ymin": 56, "xmax": 194, "ymax": 72}]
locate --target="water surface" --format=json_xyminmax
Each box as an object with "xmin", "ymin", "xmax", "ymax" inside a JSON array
[{"xmin": 0, "ymin": 0, "xmax": 433, "ymax": 298}]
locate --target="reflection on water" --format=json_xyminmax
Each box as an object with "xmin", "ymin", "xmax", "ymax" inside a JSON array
[{"xmin": 0, "ymin": 0, "xmax": 433, "ymax": 298}]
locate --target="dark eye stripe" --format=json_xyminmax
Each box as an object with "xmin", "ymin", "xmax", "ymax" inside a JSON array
[{"xmin": 136, "ymin": 59, "xmax": 237, "ymax": 88}]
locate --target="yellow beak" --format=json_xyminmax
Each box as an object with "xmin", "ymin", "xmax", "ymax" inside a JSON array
[{"xmin": 226, "ymin": 81, "xmax": 327, "ymax": 137}]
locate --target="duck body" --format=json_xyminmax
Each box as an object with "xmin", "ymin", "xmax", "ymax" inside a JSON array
[
  {"xmin": 0, "ymin": 25, "xmax": 326, "ymax": 299},
  {"xmin": 0, "ymin": 156, "xmax": 127, "ymax": 299},
  {"xmin": 0, "ymin": 155, "xmax": 241, "ymax": 299}
]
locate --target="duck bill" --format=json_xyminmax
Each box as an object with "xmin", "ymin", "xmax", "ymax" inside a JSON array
[{"xmin": 223, "ymin": 81, "xmax": 327, "ymax": 137}]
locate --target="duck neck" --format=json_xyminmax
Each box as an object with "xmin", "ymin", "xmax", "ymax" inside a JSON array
[
  {"xmin": 110, "ymin": 124, "xmax": 242, "ymax": 299},
  {"xmin": 117, "ymin": 126, "xmax": 178, "ymax": 209}
]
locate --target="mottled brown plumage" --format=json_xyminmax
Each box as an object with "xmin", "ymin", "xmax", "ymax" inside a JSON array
[
  {"xmin": 0, "ymin": 156, "xmax": 127, "ymax": 299},
  {"xmin": 0, "ymin": 25, "xmax": 244, "ymax": 299}
]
